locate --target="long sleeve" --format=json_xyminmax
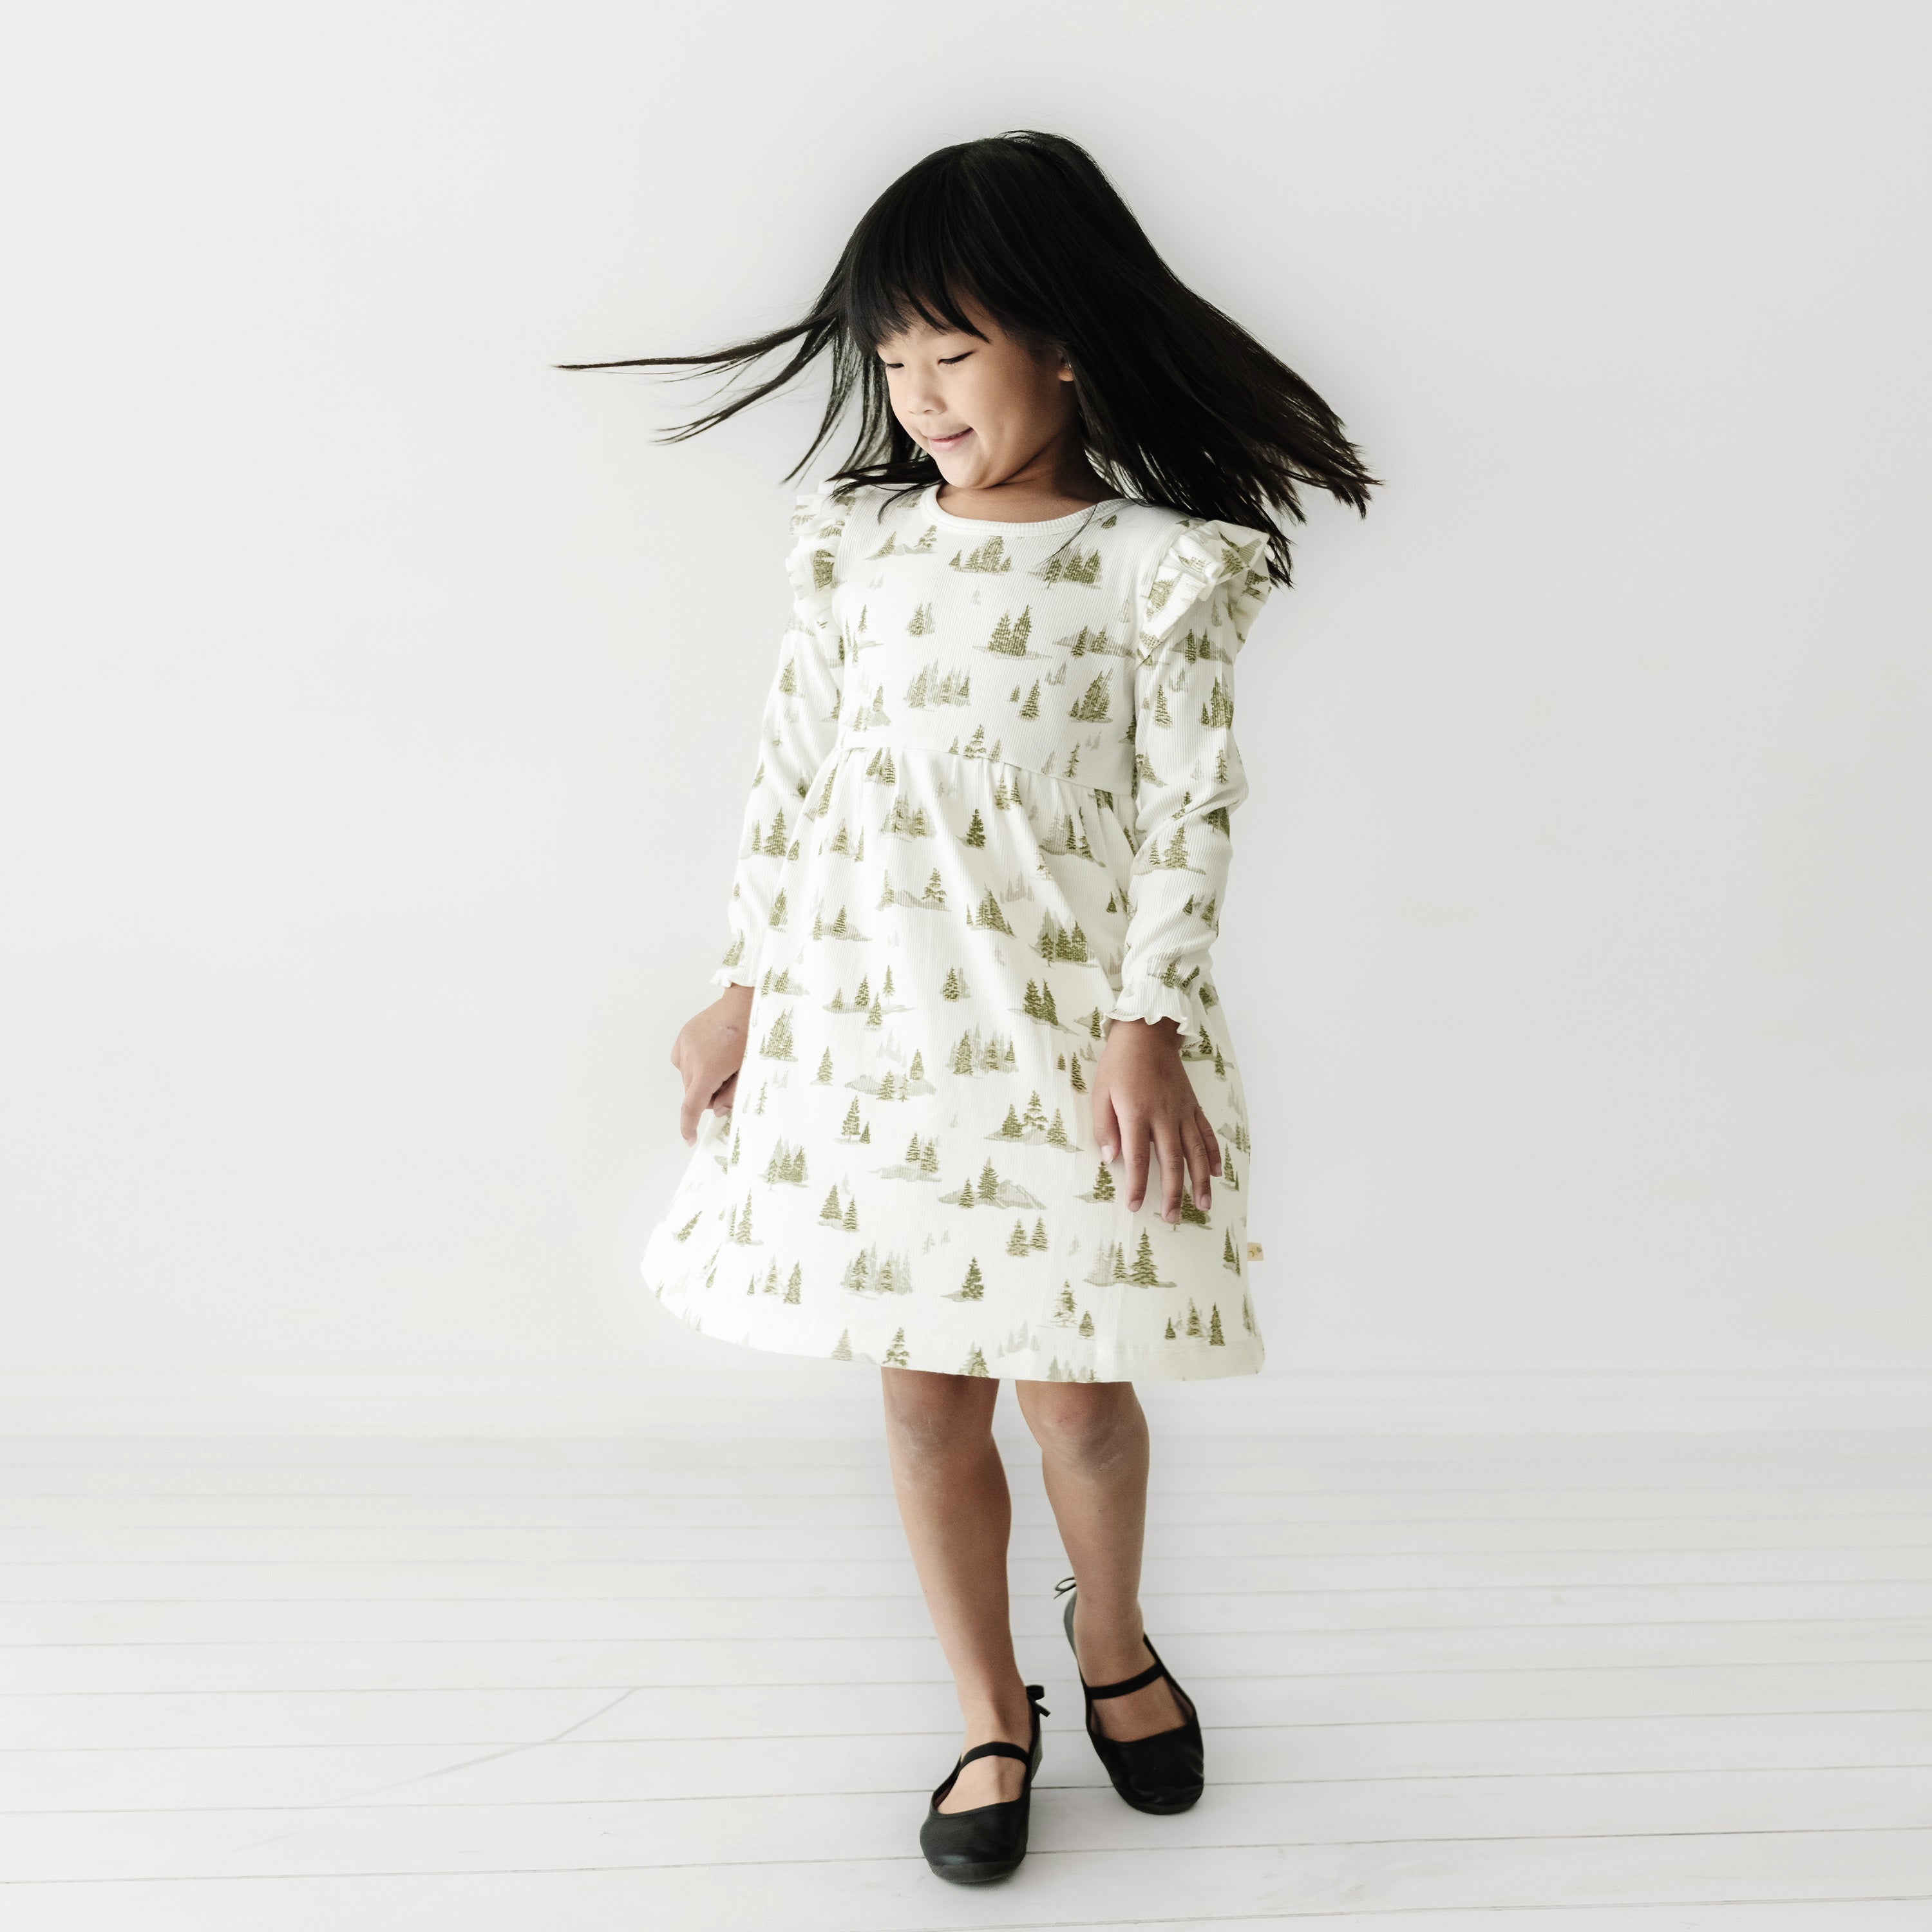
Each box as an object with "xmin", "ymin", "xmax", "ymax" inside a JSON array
[
  {"xmin": 710, "ymin": 484, "xmax": 854, "ymax": 989},
  {"xmin": 1107, "ymin": 518, "xmax": 1276, "ymax": 1029}
]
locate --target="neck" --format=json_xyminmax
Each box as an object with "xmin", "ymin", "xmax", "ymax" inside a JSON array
[{"xmin": 935, "ymin": 433, "xmax": 1112, "ymax": 520}]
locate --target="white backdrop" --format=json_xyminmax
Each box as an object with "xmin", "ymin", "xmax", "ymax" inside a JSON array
[{"xmin": 3, "ymin": 1, "xmax": 1927, "ymax": 1411}]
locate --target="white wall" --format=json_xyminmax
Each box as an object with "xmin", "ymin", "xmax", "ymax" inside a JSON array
[{"xmin": 2, "ymin": 0, "xmax": 1926, "ymax": 1393}]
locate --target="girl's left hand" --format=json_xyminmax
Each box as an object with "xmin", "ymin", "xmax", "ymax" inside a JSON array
[{"xmin": 1090, "ymin": 1018, "xmax": 1222, "ymax": 1222}]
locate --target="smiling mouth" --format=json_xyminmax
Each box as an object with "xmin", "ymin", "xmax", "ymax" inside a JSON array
[{"xmin": 928, "ymin": 428, "xmax": 972, "ymax": 448}]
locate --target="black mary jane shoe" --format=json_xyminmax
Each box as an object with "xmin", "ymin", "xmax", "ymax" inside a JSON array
[
  {"xmin": 918, "ymin": 1684, "xmax": 1049, "ymax": 1884},
  {"xmin": 1055, "ymin": 1575, "xmax": 1204, "ymax": 1814}
]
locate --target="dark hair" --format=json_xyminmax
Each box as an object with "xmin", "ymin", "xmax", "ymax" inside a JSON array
[{"xmin": 558, "ymin": 130, "xmax": 1375, "ymax": 586}]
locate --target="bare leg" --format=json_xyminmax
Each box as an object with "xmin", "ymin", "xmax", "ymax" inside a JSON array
[
  {"xmin": 881, "ymin": 1367, "xmax": 1034, "ymax": 1810},
  {"xmin": 1013, "ymin": 1379, "xmax": 1186, "ymax": 1741}
]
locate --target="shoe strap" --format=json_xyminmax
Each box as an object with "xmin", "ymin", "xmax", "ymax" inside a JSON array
[
  {"xmin": 957, "ymin": 1738, "xmax": 1032, "ymax": 1768},
  {"xmin": 1082, "ymin": 1656, "xmax": 1166, "ymax": 1701}
]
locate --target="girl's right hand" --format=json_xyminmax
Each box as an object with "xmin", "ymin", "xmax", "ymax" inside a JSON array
[
  {"xmin": 672, "ymin": 984, "xmax": 755, "ymax": 1144},
  {"xmin": 1090, "ymin": 1015, "xmax": 1221, "ymax": 1222}
]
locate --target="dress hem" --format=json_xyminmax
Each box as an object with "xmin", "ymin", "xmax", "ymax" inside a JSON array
[{"xmin": 643, "ymin": 1274, "xmax": 1265, "ymax": 1385}]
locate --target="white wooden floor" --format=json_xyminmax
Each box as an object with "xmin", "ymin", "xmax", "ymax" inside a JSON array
[{"xmin": 1, "ymin": 1364, "xmax": 1928, "ymax": 1929}]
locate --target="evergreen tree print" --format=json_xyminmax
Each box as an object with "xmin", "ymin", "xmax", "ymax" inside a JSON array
[
  {"xmin": 730, "ymin": 1195, "xmax": 756, "ymax": 1245},
  {"xmin": 967, "ymin": 888, "xmax": 1014, "ymax": 934},
  {"xmin": 983, "ymin": 607, "xmax": 1034, "ymax": 656},
  {"xmin": 763, "ymin": 1138, "xmax": 808, "ymax": 1186},
  {"xmin": 949, "ymin": 1258, "xmax": 987, "ymax": 1302},
  {"xmin": 951, "ymin": 536, "xmax": 1012, "ymax": 574},
  {"xmin": 1035, "ymin": 544, "xmax": 1103, "ymax": 587},
  {"xmin": 1070, "ymin": 673, "xmax": 1112, "ymax": 721}
]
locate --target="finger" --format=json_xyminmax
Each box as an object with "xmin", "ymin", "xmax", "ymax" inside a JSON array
[
  {"xmin": 1180, "ymin": 1115, "xmax": 1213, "ymax": 1211},
  {"xmin": 1120, "ymin": 1110, "xmax": 1151, "ymax": 1211},
  {"xmin": 1092, "ymin": 1084, "xmax": 1121, "ymax": 1164},
  {"xmin": 1196, "ymin": 1105, "xmax": 1224, "ymax": 1176},
  {"xmin": 686, "ymin": 1065, "xmax": 733, "ymax": 1141},
  {"xmin": 1152, "ymin": 1119, "xmax": 1186, "ymax": 1222}
]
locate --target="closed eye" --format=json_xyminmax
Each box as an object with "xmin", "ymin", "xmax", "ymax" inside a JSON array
[{"xmin": 878, "ymin": 352, "xmax": 975, "ymax": 369}]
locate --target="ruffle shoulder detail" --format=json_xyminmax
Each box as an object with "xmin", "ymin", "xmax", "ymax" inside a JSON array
[
  {"xmin": 1140, "ymin": 517, "xmax": 1276, "ymax": 656},
  {"xmin": 784, "ymin": 482, "xmax": 858, "ymax": 636}
]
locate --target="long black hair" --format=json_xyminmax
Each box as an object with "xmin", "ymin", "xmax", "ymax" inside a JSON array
[{"xmin": 558, "ymin": 130, "xmax": 1375, "ymax": 587}]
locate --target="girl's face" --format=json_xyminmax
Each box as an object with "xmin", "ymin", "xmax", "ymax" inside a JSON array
[{"xmin": 875, "ymin": 298, "xmax": 1081, "ymax": 491}]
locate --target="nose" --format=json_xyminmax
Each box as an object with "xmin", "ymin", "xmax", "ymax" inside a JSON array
[{"xmin": 898, "ymin": 368, "xmax": 947, "ymax": 415}]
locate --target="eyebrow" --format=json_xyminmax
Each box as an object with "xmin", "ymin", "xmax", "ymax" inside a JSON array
[{"xmin": 876, "ymin": 334, "xmax": 976, "ymax": 355}]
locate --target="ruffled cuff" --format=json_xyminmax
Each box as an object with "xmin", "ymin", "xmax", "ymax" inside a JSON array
[
  {"xmin": 1104, "ymin": 972, "xmax": 1198, "ymax": 1030},
  {"xmin": 1141, "ymin": 517, "xmax": 1275, "ymax": 654},
  {"xmin": 710, "ymin": 964, "xmax": 757, "ymax": 991}
]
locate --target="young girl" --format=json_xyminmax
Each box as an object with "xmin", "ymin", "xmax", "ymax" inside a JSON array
[{"xmin": 568, "ymin": 130, "xmax": 1372, "ymax": 1884}]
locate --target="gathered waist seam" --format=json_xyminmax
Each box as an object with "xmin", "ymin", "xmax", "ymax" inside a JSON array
[{"xmin": 829, "ymin": 726, "xmax": 1118, "ymax": 800}]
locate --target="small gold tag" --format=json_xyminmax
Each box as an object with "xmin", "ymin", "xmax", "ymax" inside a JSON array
[{"xmin": 1245, "ymin": 1240, "xmax": 1264, "ymax": 1261}]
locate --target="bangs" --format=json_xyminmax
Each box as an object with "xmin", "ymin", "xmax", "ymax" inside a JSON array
[{"xmin": 841, "ymin": 173, "xmax": 1013, "ymax": 351}]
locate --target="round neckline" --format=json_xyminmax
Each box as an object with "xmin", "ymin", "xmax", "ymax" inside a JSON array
[{"xmin": 920, "ymin": 482, "xmax": 1126, "ymax": 531}]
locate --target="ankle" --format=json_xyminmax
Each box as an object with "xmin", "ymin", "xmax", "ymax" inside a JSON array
[
  {"xmin": 1072, "ymin": 1602, "xmax": 1153, "ymax": 1683},
  {"xmin": 960, "ymin": 1681, "xmax": 1034, "ymax": 1742}
]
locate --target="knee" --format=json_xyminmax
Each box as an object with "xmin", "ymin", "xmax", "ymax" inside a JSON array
[
  {"xmin": 881, "ymin": 1367, "xmax": 995, "ymax": 1465},
  {"xmin": 1023, "ymin": 1384, "xmax": 1145, "ymax": 1471}
]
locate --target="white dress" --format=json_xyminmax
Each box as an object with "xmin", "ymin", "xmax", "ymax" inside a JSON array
[{"xmin": 639, "ymin": 478, "xmax": 1276, "ymax": 1382}]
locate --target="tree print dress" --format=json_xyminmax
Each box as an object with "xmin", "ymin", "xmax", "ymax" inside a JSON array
[{"xmin": 639, "ymin": 478, "xmax": 1276, "ymax": 1383}]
